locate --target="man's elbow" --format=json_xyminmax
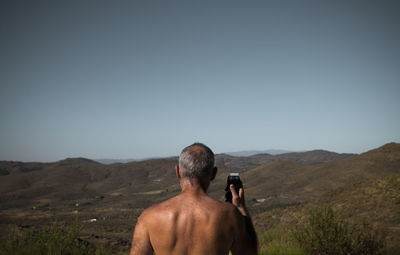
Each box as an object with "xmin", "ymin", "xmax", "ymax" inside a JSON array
[
  {"xmin": 245, "ymin": 242, "xmax": 258, "ymax": 255},
  {"xmin": 250, "ymin": 246, "xmax": 258, "ymax": 255}
]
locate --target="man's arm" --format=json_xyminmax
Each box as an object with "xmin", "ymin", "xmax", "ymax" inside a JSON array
[
  {"xmin": 130, "ymin": 212, "xmax": 153, "ymax": 255},
  {"xmin": 229, "ymin": 184, "xmax": 258, "ymax": 255}
]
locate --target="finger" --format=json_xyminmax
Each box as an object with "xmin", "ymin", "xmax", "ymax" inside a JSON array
[
  {"xmin": 238, "ymin": 188, "xmax": 244, "ymax": 199},
  {"xmin": 230, "ymin": 184, "xmax": 238, "ymax": 198}
]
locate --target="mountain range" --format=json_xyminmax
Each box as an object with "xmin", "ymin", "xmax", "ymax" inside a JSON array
[
  {"xmin": 0, "ymin": 142, "xmax": 399, "ymax": 252},
  {"xmin": 93, "ymin": 149, "xmax": 296, "ymax": 164}
]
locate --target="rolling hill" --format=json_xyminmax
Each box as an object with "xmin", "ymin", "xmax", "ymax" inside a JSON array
[{"xmin": 0, "ymin": 148, "xmax": 356, "ymax": 210}]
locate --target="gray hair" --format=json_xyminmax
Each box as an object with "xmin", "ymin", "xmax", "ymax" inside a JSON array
[{"xmin": 178, "ymin": 143, "xmax": 215, "ymax": 178}]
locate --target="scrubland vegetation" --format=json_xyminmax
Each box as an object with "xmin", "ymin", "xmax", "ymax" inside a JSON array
[
  {"xmin": 0, "ymin": 222, "xmax": 96, "ymax": 255},
  {"xmin": 0, "ymin": 207, "xmax": 389, "ymax": 255},
  {"xmin": 259, "ymin": 207, "xmax": 387, "ymax": 255},
  {"xmin": 0, "ymin": 222, "xmax": 120, "ymax": 255}
]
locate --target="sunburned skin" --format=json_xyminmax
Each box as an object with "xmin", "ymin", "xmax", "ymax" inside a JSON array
[{"xmin": 130, "ymin": 144, "xmax": 257, "ymax": 255}]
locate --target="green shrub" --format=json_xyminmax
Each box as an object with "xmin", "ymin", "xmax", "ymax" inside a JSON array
[
  {"xmin": 294, "ymin": 206, "xmax": 387, "ymax": 255},
  {"xmin": 0, "ymin": 223, "xmax": 96, "ymax": 255},
  {"xmin": 259, "ymin": 229, "xmax": 304, "ymax": 255}
]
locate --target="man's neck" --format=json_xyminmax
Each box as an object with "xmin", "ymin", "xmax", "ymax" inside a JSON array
[{"xmin": 180, "ymin": 178, "xmax": 209, "ymax": 195}]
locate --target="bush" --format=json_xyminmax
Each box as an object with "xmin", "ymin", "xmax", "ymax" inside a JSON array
[
  {"xmin": 259, "ymin": 229, "xmax": 304, "ymax": 255},
  {"xmin": 352, "ymin": 223, "xmax": 387, "ymax": 255},
  {"xmin": 0, "ymin": 223, "xmax": 96, "ymax": 255},
  {"xmin": 294, "ymin": 207, "xmax": 387, "ymax": 255}
]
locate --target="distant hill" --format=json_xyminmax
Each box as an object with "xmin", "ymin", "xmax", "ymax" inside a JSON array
[
  {"xmin": 214, "ymin": 149, "xmax": 356, "ymax": 172},
  {"xmin": 56, "ymin": 157, "xmax": 101, "ymax": 166}
]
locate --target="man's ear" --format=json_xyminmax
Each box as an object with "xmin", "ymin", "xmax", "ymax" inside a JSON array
[
  {"xmin": 175, "ymin": 164, "xmax": 181, "ymax": 179},
  {"xmin": 210, "ymin": 167, "xmax": 217, "ymax": 181}
]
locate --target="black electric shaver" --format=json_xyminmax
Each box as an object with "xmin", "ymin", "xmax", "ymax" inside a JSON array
[{"xmin": 225, "ymin": 173, "xmax": 243, "ymax": 203}]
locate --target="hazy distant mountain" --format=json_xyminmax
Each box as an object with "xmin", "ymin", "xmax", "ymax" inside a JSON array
[
  {"xmin": 94, "ymin": 158, "xmax": 137, "ymax": 164},
  {"xmin": 94, "ymin": 157, "xmax": 173, "ymax": 164},
  {"xmin": 225, "ymin": 149, "xmax": 293, "ymax": 157},
  {"xmin": 94, "ymin": 149, "xmax": 293, "ymax": 163}
]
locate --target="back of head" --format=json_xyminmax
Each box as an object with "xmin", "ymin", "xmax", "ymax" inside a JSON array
[{"xmin": 179, "ymin": 143, "xmax": 215, "ymax": 179}]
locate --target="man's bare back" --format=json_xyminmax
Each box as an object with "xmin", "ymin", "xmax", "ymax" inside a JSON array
[
  {"xmin": 131, "ymin": 189, "xmax": 249, "ymax": 255},
  {"xmin": 129, "ymin": 143, "xmax": 257, "ymax": 255}
]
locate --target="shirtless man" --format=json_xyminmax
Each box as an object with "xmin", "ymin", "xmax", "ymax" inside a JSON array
[{"xmin": 130, "ymin": 143, "xmax": 258, "ymax": 255}]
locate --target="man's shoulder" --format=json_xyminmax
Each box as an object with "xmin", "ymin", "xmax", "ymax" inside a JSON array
[
  {"xmin": 201, "ymin": 196, "xmax": 241, "ymax": 219},
  {"xmin": 219, "ymin": 201, "xmax": 242, "ymax": 218},
  {"xmin": 138, "ymin": 196, "xmax": 178, "ymax": 220},
  {"xmin": 139, "ymin": 195, "xmax": 240, "ymax": 221},
  {"xmin": 210, "ymin": 198, "xmax": 235, "ymax": 211}
]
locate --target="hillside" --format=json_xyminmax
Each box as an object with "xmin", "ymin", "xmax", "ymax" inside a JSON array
[
  {"xmin": 253, "ymin": 174, "xmax": 400, "ymax": 252},
  {"xmin": 0, "ymin": 157, "xmax": 179, "ymax": 209},
  {"xmin": 240, "ymin": 142, "xmax": 400, "ymax": 207}
]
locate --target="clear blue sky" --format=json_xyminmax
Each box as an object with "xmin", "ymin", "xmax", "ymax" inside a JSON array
[{"xmin": 1, "ymin": 0, "xmax": 399, "ymax": 162}]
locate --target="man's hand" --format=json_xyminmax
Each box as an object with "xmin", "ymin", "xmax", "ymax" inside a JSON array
[
  {"xmin": 229, "ymin": 184, "xmax": 258, "ymax": 255},
  {"xmin": 229, "ymin": 184, "xmax": 248, "ymax": 217}
]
